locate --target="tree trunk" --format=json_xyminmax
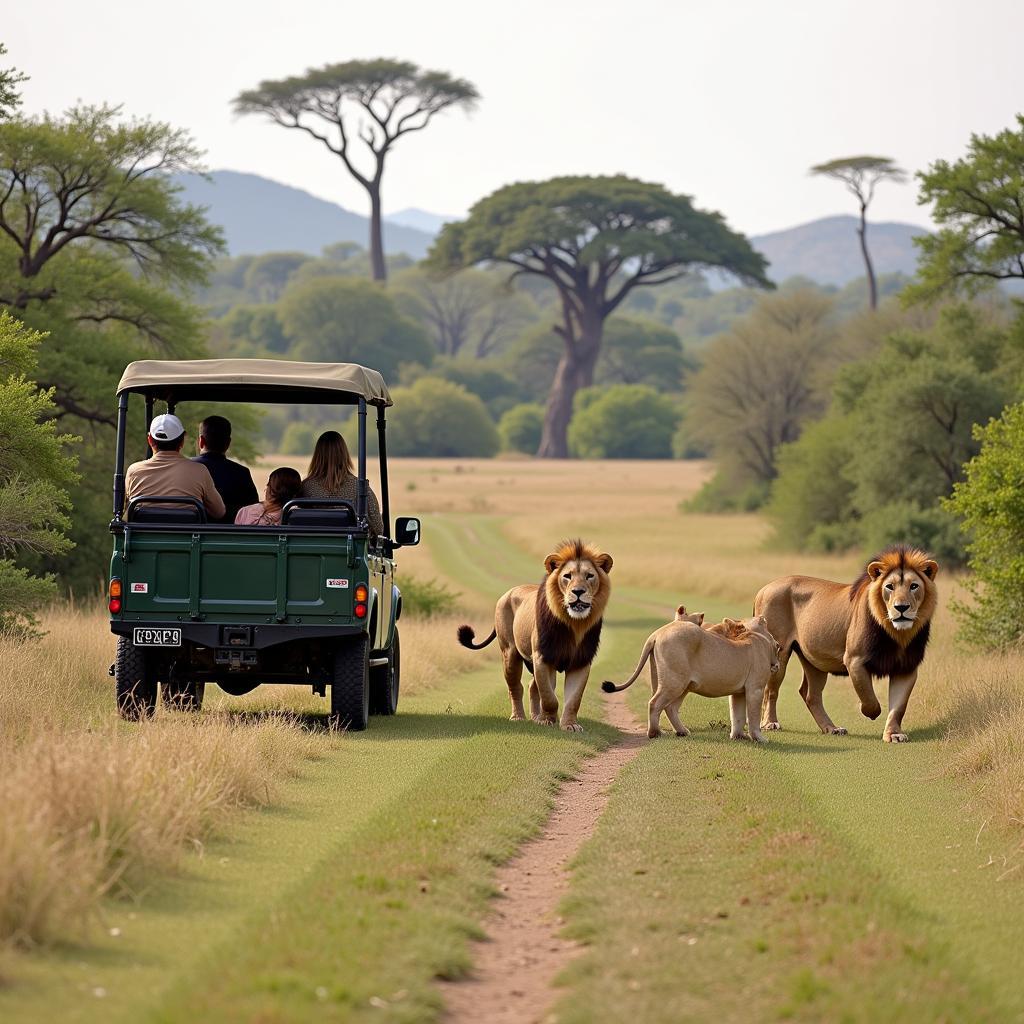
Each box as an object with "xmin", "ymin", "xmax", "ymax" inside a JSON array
[
  {"xmin": 858, "ymin": 202, "xmax": 877, "ymax": 310},
  {"xmin": 536, "ymin": 309, "xmax": 602, "ymax": 458},
  {"xmin": 369, "ymin": 187, "xmax": 387, "ymax": 283}
]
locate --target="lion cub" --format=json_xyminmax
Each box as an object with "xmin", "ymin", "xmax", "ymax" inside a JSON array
[
  {"xmin": 603, "ymin": 616, "xmax": 780, "ymax": 742},
  {"xmin": 458, "ymin": 539, "xmax": 613, "ymax": 732}
]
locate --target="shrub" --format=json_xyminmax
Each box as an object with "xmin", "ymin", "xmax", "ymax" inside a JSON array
[
  {"xmin": 567, "ymin": 385, "xmax": 679, "ymax": 459},
  {"xmin": 498, "ymin": 403, "xmax": 544, "ymax": 454},
  {"xmin": 279, "ymin": 422, "xmax": 316, "ymax": 455},
  {"xmin": 399, "ymin": 576, "xmax": 459, "ymax": 617},
  {"xmin": 766, "ymin": 416, "xmax": 857, "ymax": 550},
  {"xmin": 388, "ymin": 377, "xmax": 500, "ymax": 457},
  {"xmin": 946, "ymin": 403, "xmax": 1024, "ymax": 647}
]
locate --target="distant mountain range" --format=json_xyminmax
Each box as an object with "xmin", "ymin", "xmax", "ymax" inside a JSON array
[
  {"xmin": 171, "ymin": 171, "xmax": 437, "ymax": 260},
  {"xmin": 174, "ymin": 170, "xmax": 928, "ymax": 287},
  {"xmin": 752, "ymin": 215, "xmax": 926, "ymax": 286}
]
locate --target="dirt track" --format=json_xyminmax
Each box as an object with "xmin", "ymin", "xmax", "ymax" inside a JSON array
[{"xmin": 441, "ymin": 691, "xmax": 644, "ymax": 1024}]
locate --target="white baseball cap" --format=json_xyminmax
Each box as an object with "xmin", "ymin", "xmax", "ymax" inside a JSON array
[{"xmin": 149, "ymin": 413, "xmax": 185, "ymax": 442}]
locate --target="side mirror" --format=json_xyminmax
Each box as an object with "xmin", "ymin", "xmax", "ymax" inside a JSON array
[{"xmin": 394, "ymin": 516, "xmax": 421, "ymax": 547}]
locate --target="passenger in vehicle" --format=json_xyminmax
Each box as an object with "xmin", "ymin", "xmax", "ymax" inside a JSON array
[
  {"xmin": 124, "ymin": 414, "xmax": 226, "ymax": 520},
  {"xmin": 192, "ymin": 415, "xmax": 258, "ymax": 523},
  {"xmin": 300, "ymin": 430, "xmax": 384, "ymax": 537},
  {"xmin": 234, "ymin": 467, "xmax": 302, "ymax": 526}
]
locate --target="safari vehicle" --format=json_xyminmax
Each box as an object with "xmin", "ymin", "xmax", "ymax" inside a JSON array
[{"xmin": 107, "ymin": 359, "xmax": 420, "ymax": 730}]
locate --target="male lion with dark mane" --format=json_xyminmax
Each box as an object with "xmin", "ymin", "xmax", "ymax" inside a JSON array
[
  {"xmin": 457, "ymin": 539, "xmax": 612, "ymax": 731},
  {"xmin": 754, "ymin": 545, "xmax": 939, "ymax": 742}
]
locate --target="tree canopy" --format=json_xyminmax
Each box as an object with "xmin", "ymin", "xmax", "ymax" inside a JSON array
[
  {"xmin": 431, "ymin": 175, "xmax": 770, "ymax": 455},
  {"xmin": 277, "ymin": 275, "xmax": 433, "ymax": 379},
  {"xmin": 234, "ymin": 59, "xmax": 478, "ymax": 281},
  {"xmin": 908, "ymin": 115, "xmax": 1024, "ymax": 301},
  {"xmin": 0, "ymin": 104, "xmax": 222, "ymax": 587}
]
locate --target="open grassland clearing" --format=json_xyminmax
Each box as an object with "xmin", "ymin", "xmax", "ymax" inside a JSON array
[{"xmin": 3, "ymin": 456, "xmax": 1023, "ymax": 1022}]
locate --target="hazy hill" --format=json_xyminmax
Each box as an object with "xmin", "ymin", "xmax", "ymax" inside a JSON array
[
  {"xmin": 386, "ymin": 207, "xmax": 458, "ymax": 234},
  {"xmin": 177, "ymin": 171, "xmax": 928, "ymax": 286},
  {"xmin": 171, "ymin": 170, "xmax": 435, "ymax": 258},
  {"xmin": 751, "ymin": 215, "xmax": 926, "ymax": 286}
]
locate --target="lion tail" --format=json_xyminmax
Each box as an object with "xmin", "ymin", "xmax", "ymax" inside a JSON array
[
  {"xmin": 457, "ymin": 624, "xmax": 497, "ymax": 651},
  {"xmin": 601, "ymin": 635, "xmax": 656, "ymax": 693}
]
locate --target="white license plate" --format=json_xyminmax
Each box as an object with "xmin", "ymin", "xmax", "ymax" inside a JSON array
[{"xmin": 133, "ymin": 627, "xmax": 182, "ymax": 647}]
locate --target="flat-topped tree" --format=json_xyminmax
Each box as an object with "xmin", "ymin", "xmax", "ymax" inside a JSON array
[
  {"xmin": 811, "ymin": 156, "xmax": 907, "ymax": 310},
  {"xmin": 430, "ymin": 175, "xmax": 771, "ymax": 457},
  {"xmin": 234, "ymin": 59, "xmax": 479, "ymax": 282}
]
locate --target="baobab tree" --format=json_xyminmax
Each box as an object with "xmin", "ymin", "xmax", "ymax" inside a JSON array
[
  {"xmin": 234, "ymin": 59, "xmax": 478, "ymax": 282},
  {"xmin": 431, "ymin": 175, "xmax": 771, "ymax": 457},
  {"xmin": 811, "ymin": 155, "xmax": 907, "ymax": 310}
]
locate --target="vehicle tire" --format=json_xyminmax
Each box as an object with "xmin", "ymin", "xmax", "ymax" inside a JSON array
[
  {"xmin": 370, "ymin": 629, "xmax": 400, "ymax": 716},
  {"xmin": 115, "ymin": 637, "xmax": 157, "ymax": 721},
  {"xmin": 331, "ymin": 633, "xmax": 369, "ymax": 731},
  {"xmin": 162, "ymin": 679, "xmax": 205, "ymax": 712}
]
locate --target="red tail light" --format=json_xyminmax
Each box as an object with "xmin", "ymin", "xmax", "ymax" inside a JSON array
[
  {"xmin": 355, "ymin": 602, "xmax": 367, "ymax": 618},
  {"xmin": 109, "ymin": 578, "xmax": 122, "ymax": 614}
]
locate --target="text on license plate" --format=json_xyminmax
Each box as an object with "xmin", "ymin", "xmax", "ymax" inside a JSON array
[{"xmin": 133, "ymin": 627, "xmax": 182, "ymax": 646}]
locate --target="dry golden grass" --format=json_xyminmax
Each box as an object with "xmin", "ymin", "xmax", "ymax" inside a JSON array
[{"xmin": 0, "ymin": 601, "xmax": 485, "ymax": 950}]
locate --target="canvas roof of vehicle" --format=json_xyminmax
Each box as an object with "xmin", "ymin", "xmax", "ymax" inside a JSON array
[{"xmin": 116, "ymin": 358, "xmax": 393, "ymax": 406}]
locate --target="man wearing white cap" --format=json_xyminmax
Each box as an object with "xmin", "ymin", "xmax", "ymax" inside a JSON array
[{"xmin": 124, "ymin": 414, "xmax": 226, "ymax": 520}]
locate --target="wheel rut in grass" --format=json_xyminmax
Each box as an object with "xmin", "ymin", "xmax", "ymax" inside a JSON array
[{"xmin": 441, "ymin": 690, "xmax": 643, "ymax": 1024}]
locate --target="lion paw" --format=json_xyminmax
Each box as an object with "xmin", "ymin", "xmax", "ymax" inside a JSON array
[
  {"xmin": 674, "ymin": 728, "xmax": 690, "ymax": 738},
  {"xmin": 647, "ymin": 727, "xmax": 662, "ymax": 739},
  {"xmin": 826, "ymin": 726, "xmax": 848, "ymax": 736},
  {"xmin": 509, "ymin": 713, "xmax": 526, "ymax": 722},
  {"xmin": 533, "ymin": 715, "xmax": 557, "ymax": 727},
  {"xmin": 762, "ymin": 722, "xmax": 782, "ymax": 731},
  {"xmin": 885, "ymin": 732, "xmax": 910, "ymax": 743},
  {"xmin": 730, "ymin": 733, "xmax": 749, "ymax": 742},
  {"xmin": 561, "ymin": 721, "xmax": 584, "ymax": 732},
  {"xmin": 861, "ymin": 701, "xmax": 883, "ymax": 720}
]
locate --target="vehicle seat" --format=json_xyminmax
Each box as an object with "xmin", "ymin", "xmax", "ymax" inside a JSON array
[
  {"xmin": 282, "ymin": 502, "xmax": 356, "ymax": 528},
  {"xmin": 130, "ymin": 505, "xmax": 206, "ymax": 525}
]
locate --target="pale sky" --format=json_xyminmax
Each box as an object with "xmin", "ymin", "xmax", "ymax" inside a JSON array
[{"xmin": 5, "ymin": 0, "xmax": 1024, "ymax": 236}]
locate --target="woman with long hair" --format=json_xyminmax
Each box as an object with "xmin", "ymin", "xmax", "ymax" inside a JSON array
[
  {"xmin": 300, "ymin": 430, "xmax": 384, "ymax": 537},
  {"xmin": 234, "ymin": 466, "xmax": 302, "ymax": 526}
]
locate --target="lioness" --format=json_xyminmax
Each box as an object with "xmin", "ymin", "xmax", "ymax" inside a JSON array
[
  {"xmin": 754, "ymin": 545, "xmax": 939, "ymax": 742},
  {"xmin": 602, "ymin": 616, "xmax": 780, "ymax": 742},
  {"xmin": 457, "ymin": 539, "xmax": 613, "ymax": 732}
]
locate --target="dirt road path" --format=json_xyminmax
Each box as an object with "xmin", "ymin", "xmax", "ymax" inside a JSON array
[{"xmin": 441, "ymin": 691, "xmax": 643, "ymax": 1024}]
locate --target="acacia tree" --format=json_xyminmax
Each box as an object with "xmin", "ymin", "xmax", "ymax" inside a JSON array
[
  {"xmin": 430, "ymin": 176, "xmax": 770, "ymax": 457},
  {"xmin": 907, "ymin": 115, "xmax": 1024, "ymax": 301},
  {"xmin": 234, "ymin": 60, "xmax": 478, "ymax": 282},
  {"xmin": 811, "ymin": 156, "xmax": 907, "ymax": 310}
]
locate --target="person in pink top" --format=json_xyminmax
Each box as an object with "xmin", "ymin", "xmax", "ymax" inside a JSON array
[{"xmin": 234, "ymin": 467, "xmax": 302, "ymax": 526}]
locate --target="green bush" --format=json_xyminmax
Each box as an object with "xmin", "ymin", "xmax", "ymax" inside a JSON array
[
  {"xmin": 946, "ymin": 403, "xmax": 1024, "ymax": 647},
  {"xmin": 279, "ymin": 422, "xmax": 316, "ymax": 455},
  {"xmin": 498, "ymin": 403, "xmax": 544, "ymax": 454},
  {"xmin": 766, "ymin": 416, "xmax": 857, "ymax": 550},
  {"xmin": 859, "ymin": 501, "xmax": 964, "ymax": 567},
  {"xmin": 388, "ymin": 377, "xmax": 500, "ymax": 457},
  {"xmin": 399, "ymin": 576, "xmax": 459, "ymax": 617},
  {"xmin": 568, "ymin": 385, "xmax": 680, "ymax": 459}
]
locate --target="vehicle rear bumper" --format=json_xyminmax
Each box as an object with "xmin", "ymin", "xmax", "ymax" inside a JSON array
[{"xmin": 110, "ymin": 620, "xmax": 366, "ymax": 649}]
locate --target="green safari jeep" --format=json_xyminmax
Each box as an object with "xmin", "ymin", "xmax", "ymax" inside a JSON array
[{"xmin": 107, "ymin": 358, "xmax": 420, "ymax": 730}]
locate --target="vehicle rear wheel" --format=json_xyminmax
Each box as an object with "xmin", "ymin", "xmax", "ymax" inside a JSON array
[
  {"xmin": 331, "ymin": 634, "xmax": 369, "ymax": 731},
  {"xmin": 370, "ymin": 629, "xmax": 400, "ymax": 716},
  {"xmin": 115, "ymin": 637, "xmax": 157, "ymax": 721},
  {"xmin": 161, "ymin": 679, "xmax": 205, "ymax": 712}
]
